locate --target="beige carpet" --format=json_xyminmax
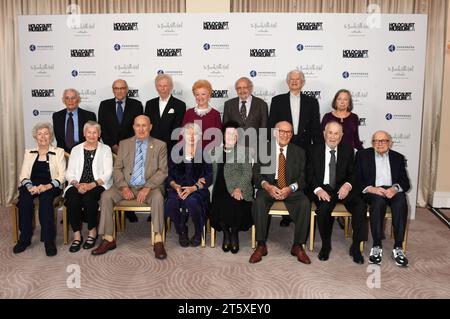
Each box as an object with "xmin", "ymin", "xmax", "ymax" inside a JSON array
[{"xmin": 0, "ymin": 206, "xmax": 449, "ymax": 299}]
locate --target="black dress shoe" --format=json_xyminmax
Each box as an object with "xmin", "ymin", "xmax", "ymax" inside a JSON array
[
  {"xmin": 13, "ymin": 241, "xmax": 31, "ymax": 254},
  {"xmin": 82, "ymin": 235, "xmax": 98, "ymax": 250},
  {"xmin": 190, "ymin": 235, "xmax": 201, "ymax": 247},
  {"xmin": 126, "ymin": 212, "xmax": 138, "ymax": 223},
  {"xmin": 318, "ymin": 246, "xmax": 331, "ymax": 261},
  {"xmin": 179, "ymin": 232, "xmax": 190, "ymax": 247},
  {"xmin": 280, "ymin": 216, "xmax": 292, "ymax": 227},
  {"xmin": 222, "ymin": 228, "xmax": 231, "ymax": 252},
  {"xmin": 230, "ymin": 231, "xmax": 239, "ymax": 254},
  {"xmin": 349, "ymin": 245, "xmax": 364, "ymax": 264},
  {"xmin": 69, "ymin": 237, "xmax": 83, "ymax": 253},
  {"xmin": 45, "ymin": 242, "xmax": 57, "ymax": 257}
]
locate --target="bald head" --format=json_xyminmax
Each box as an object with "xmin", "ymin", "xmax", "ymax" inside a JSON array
[
  {"xmin": 274, "ymin": 121, "xmax": 293, "ymax": 147},
  {"xmin": 133, "ymin": 115, "xmax": 152, "ymax": 140},
  {"xmin": 323, "ymin": 121, "xmax": 343, "ymax": 149}
]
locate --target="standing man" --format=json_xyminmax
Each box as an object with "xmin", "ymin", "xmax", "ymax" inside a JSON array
[
  {"xmin": 223, "ymin": 77, "xmax": 268, "ymax": 131},
  {"xmin": 268, "ymin": 70, "xmax": 322, "ymax": 227},
  {"xmin": 250, "ymin": 121, "xmax": 311, "ymax": 265},
  {"xmin": 144, "ymin": 74, "xmax": 186, "ymax": 151},
  {"xmin": 98, "ymin": 79, "xmax": 143, "ymax": 222},
  {"xmin": 52, "ymin": 88, "xmax": 96, "ymax": 153},
  {"xmin": 356, "ymin": 130, "xmax": 410, "ymax": 267},
  {"xmin": 307, "ymin": 121, "xmax": 365, "ymax": 264},
  {"xmin": 92, "ymin": 115, "xmax": 168, "ymax": 260}
]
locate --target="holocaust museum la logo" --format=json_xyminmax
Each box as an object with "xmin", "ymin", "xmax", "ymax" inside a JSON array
[
  {"xmin": 127, "ymin": 89, "xmax": 139, "ymax": 98},
  {"xmin": 203, "ymin": 21, "xmax": 229, "ymax": 30},
  {"xmin": 386, "ymin": 92, "xmax": 412, "ymax": 101},
  {"xmin": 157, "ymin": 48, "xmax": 182, "ymax": 57},
  {"xmin": 71, "ymin": 49, "xmax": 95, "ymax": 57},
  {"xmin": 303, "ymin": 91, "xmax": 322, "ymax": 100},
  {"xmin": 28, "ymin": 24, "xmax": 52, "ymax": 32},
  {"xmin": 250, "ymin": 49, "xmax": 276, "ymax": 57},
  {"xmin": 389, "ymin": 23, "xmax": 415, "ymax": 31},
  {"xmin": 113, "ymin": 22, "xmax": 138, "ymax": 31},
  {"xmin": 211, "ymin": 90, "xmax": 229, "ymax": 99},
  {"xmin": 343, "ymin": 50, "xmax": 369, "ymax": 58},
  {"xmin": 31, "ymin": 89, "xmax": 55, "ymax": 97},
  {"xmin": 297, "ymin": 22, "xmax": 323, "ymax": 31}
]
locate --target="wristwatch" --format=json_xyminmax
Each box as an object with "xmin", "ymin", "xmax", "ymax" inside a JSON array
[{"xmin": 94, "ymin": 180, "xmax": 99, "ymax": 187}]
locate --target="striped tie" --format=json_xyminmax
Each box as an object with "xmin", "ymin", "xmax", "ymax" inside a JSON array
[
  {"xmin": 130, "ymin": 141, "xmax": 144, "ymax": 186},
  {"xmin": 277, "ymin": 148, "xmax": 287, "ymax": 188}
]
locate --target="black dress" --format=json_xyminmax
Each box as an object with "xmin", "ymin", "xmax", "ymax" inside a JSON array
[{"xmin": 211, "ymin": 154, "xmax": 253, "ymax": 232}]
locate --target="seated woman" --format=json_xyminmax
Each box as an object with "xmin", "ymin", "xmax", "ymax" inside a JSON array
[
  {"xmin": 64, "ymin": 121, "xmax": 113, "ymax": 252},
  {"xmin": 210, "ymin": 121, "xmax": 254, "ymax": 254},
  {"xmin": 14, "ymin": 122, "xmax": 66, "ymax": 257},
  {"xmin": 165, "ymin": 123, "xmax": 212, "ymax": 247}
]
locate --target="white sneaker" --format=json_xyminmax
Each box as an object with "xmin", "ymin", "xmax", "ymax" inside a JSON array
[
  {"xmin": 369, "ymin": 246, "xmax": 383, "ymax": 265},
  {"xmin": 392, "ymin": 247, "xmax": 408, "ymax": 267}
]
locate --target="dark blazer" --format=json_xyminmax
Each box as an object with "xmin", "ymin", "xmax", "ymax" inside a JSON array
[
  {"xmin": 52, "ymin": 107, "xmax": 97, "ymax": 153},
  {"xmin": 144, "ymin": 95, "xmax": 186, "ymax": 148},
  {"xmin": 355, "ymin": 148, "xmax": 410, "ymax": 193},
  {"xmin": 268, "ymin": 92, "xmax": 322, "ymax": 150},
  {"xmin": 98, "ymin": 97, "xmax": 143, "ymax": 148},
  {"xmin": 306, "ymin": 143, "xmax": 356, "ymax": 193},
  {"xmin": 223, "ymin": 95, "xmax": 268, "ymax": 130},
  {"xmin": 253, "ymin": 142, "xmax": 306, "ymax": 192}
]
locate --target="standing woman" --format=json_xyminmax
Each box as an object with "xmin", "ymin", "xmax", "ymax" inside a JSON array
[
  {"xmin": 181, "ymin": 79, "xmax": 222, "ymax": 149},
  {"xmin": 64, "ymin": 121, "xmax": 113, "ymax": 252},
  {"xmin": 321, "ymin": 89, "xmax": 363, "ymax": 151},
  {"xmin": 14, "ymin": 122, "xmax": 66, "ymax": 256},
  {"xmin": 210, "ymin": 121, "xmax": 254, "ymax": 254}
]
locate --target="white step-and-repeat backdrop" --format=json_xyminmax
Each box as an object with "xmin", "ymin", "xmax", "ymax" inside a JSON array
[{"xmin": 19, "ymin": 13, "xmax": 427, "ymax": 218}]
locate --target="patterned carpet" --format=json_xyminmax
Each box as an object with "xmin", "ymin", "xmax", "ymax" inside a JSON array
[{"xmin": 0, "ymin": 206, "xmax": 449, "ymax": 299}]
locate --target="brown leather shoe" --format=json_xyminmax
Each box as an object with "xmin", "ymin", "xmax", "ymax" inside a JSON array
[
  {"xmin": 249, "ymin": 245, "xmax": 268, "ymax": 264},
  {"xmin": 154, "ymin": 242, "xmax": 167, "ymax": 260},
  {"xmin": 91, "ymin": 239, "xmax": 116, "ymax": 256},
  {"xmin": 291, "ymin": 244, "xmax": 311, "ymax": 264}
]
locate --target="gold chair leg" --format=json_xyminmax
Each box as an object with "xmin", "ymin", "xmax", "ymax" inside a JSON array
[
  {"xmin": 403, "ymin": 221, "xmax": 409, "ymax": 252},
  {"xmin": 309, "ymin": 211, "xmax": 315, "ymax": 252},
  {"xmin": 121, "ymin": 211, "xmax": 125, "ymax": 232},
  {"xmin": 360, "ymin": 241, "xmax": 364, "ymax": 253},
  {"xmin": 201, "ymin": 225, "xmax": 206, "ymax": 248},
  {"xmin": 113, "ymin": 212, "xmax": 116, "ymax": 240},
  {"xmin": 63, "ymin": 206, "xmax": 68, "ymax": 245},
  {"xmin": 12, "ymin": 206, "xmax": 19, "ymax": 244},
  {"xmin": 166, "ymin": 217, "xmax": 171, "ymax": 232},
  {"xmin": 206, "ymin": 218, "xmax": 211, "ymax": 234},
  {"xmin": 344, "ymin": 216, "xmax": 349, "ymax": 239},
  {"xmin": 162, "ymin": 220, "xmax": 166, "ymax": 243},
  {"xmin": 251, "ymin": 225, "xmax": 256, "ymax": 250},
  {"xmin": 151, "ymin": 221, "xmax": 154, "ymax": 246},
  {"xmin": 210, "ymin": 227, "xmax": 215, "ymax": 248}
]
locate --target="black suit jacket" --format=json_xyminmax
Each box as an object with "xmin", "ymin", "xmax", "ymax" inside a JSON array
[
  {"xmin": 268, "ymin": 92, "xmax": 322, "ymax": 150},
  {"xmin": 223, "ymin": 95, "xmax": 268, "ymax": 130},
  {"xmin": 98, "ymin": 97, "xmax": 143, "ymax": 148},
  {"xmin": 144, "ymin": 95, "xmax": 186, "ymax": 148},
  {"xmin": 253, "ymin": 142, "xmax": 306, "ymax": 191},
  {"xmin": 355, "ymin": 148, "xmax": 410, "ymax": 193},
  {"xmin": 52, "ymin": 107, "xmax": 97, "ymax": 153},
  {"xmin": 306, "ymin": 143, "xmax": 356, "ymax": 193}
]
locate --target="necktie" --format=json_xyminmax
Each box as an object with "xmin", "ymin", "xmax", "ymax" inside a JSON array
[
  {"xmin": 130, "ymin": 141, "xmax": 144, "ymax": 186},
  {"xmin": 65, "ymin": 112, "xmax": 75, "ymax": 150},
  {"xmin": 277, "ymin": 147, "xmax": 287, "ymax": 189},
  {"xmin": 240, "ymin": 100, "xmax": 247, "ymax": 123},
  {"xmin": 329, "ymin": 149, "xmax": 336, "ymax": 189},
  {"xmin": 116, "ymin": 100, "xmax": 124, "ymax": 124}
]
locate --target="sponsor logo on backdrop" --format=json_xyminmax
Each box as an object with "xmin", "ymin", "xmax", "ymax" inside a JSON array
[
  {"xmin": 211, "ymin": 90, "xmax": 229, "ymax": 99},
  {"xmin": 172, "ymin": 89, "xmax": 183, "ymax": 97},
  {"xmin": 389, "ymin": 23, "xmax": 415, "ymax": 31},
  {"xmin": 157, "ymin": 22, "xmax": 183, "ymax": 36},
  {"xmin": 203, "ymin": 43, "xmax": 230, "ymax": 51},
  {"xmin": 388, "ymin": 65, "xmax": 414, "ymax": 80},
  {"xmin": 33, "ymin": 110, "xmax": 39, "ymax": 116},
  {"xmin": 203, "ymin": 64, "xmax": 230, "ymax": 78},
  {"xmin": 359, "ymin": 118, "xmax": 367, "ymax": 126},
  {"xmin": 296, "ymin": 43, "xmax": 324, "ymax": 51},
  {"xmin": 113, "ymin": 22, "xmax": 138, "ymax": 31},
  {"xmin": 297, "ymin": 64, "xmax": 323, "ymax": 78},
  {"xmin": 297, "ymin": 22, "xmax": 323, "ymax": 31},
  {"xmin": 80, "ymin": 89, "xmax": 97, "ymax": 103},
  {"xmin": 30, "ymin": 64, "xmax": 54, "ymax": 77},
  {"xmin": 342, "ymin": 71, "xmax": 369, "ymax": 79},
  {"xmin": 391, "ymin": 133, "xmax": 411, "ymax": 147},
  {"xmin": 351, "ymin": 91, "xmax": 369, "ymax": 106},
  {"xmin": 127, "ymin": 89, "xmax": 139, "ymax": 98},
  {"xmin": 253, "ymin": 90, "xmax": 277, "ymax": 102},
  {"xmin": 114, "ymin": 64, "xmax": 139, "ymax": 77},
  {"xmin": 388, "ymin": 44, "xmax": 415, "ymax": 52},
  {"xmin": 71, "ymin": 69, "xmax": 96, "ymax": 77},
  {"xmin": 249, "ymin": 70, "xmax": 276, "ymax": 78},
  {"xmin": 303, "ymin": 91, "xmax": 321, "ymax": 100},
  {"xmin": 344, "ymin": 22, "xmax": 369, "ymax": 37},
  {"xmin": 386, "ymin": 92, "xmax": 412, "ymax": 101},
  {"xmin": 250, "ymin": 49, "xmax": 276, "ymax": 57},
  {"xmin": 71, "ymin": 49, "xmax": 95, "ymax": 57},
  {"xmin": 29, "ymin": 44, "xmax": 54, "ymax": 51},
  {"xmin": 28, "ymin": 24, "xmax": 53, "ymax": 32},
  {"xmin": 70, "ymin": 23, "xmax": 96, "ymax": 36},
  {"xmin": 343, "ymin": 49, "xmax": 369, "ymax": 58},
  {"xmin": 203, "ymin": 21, "xmax": 229, "ymax": 30},
  {"xmin": 157, "ymin": 48, "xmax": 182, "ymax": 57},
  {"xmin": 31, "ymin": 89, "xmax": 55, "ymax": 97},
  {"xmin": 385, "ymin": 113, "xmax": 412, "ymax": 121},
  {"xmin": 114, "ymin": 44, "xmax": 139, "ymax": 51},
  {"xmin": 250, "ymin": 22, "xmax": 277, "ymax": 36},
  {"xmin": 156, "ymin": 69, "xmax": 184, "ymax": 76}
]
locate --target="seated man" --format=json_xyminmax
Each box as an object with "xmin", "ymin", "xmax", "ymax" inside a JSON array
[
  {"xmin": 92, "ymin": 115, "xmax": 168, "ymax": 259},
  {"xmin": 250, "ymin": 121, "xmax": 311, "ymax": 264},
  {"xmin": 356, "ymin": 130, "xmax": 411, "ymax": 267},
  {"xmin": 307, "ymin": 121, "xmax": 365, "ymax": 264}
]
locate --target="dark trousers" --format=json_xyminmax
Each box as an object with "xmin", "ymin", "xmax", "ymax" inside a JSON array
[
  {"xmin": 65, "ymin": 186, "xmax": 104, "ymax": 232},
  {"xmin": 314, "ymin": 185, "xmax": 366, "ymax": 249},
  {"xmin": 253, "ymin": 189, "xmax": 310, "ymax": 245},
  {"xmin": 165, "ymin": 191, "xmax": 205, "ymax": 237},
  {"xmin": 363, "ymin": 192, "xmax": 408, "ymax": 248},
  {"xmin": 17, "ymin": 186, "xmax": 61, "ymax": 243}
]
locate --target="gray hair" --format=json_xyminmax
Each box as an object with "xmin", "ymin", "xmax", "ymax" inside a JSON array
[
  {"xmin": 62, "ymin": 88, "xmax": 80, "ymax": 99},
  {"xmin": 83, "ymin": 120, "xmax": 101, "ymax": 136},
  {"xmin": 285, "ymin": 69, "xmax": 305, "ymax": 84},
  {"xmin": 32, "ymin": 122, "xmax": 55, "ymax": 143},
  {"xmin": 372, "ymin": 130, "xmax": 392, "ymax": 142},
  {"xmin": 155, "ymin": 74, "xmax": 173, "ymax": 88},
  {"xmin": 235, "ymin": 77, "xmax": 253, "ymax": 92},
  {"xmin": 183, "ymin": 122, "xmax": 202, "ymax": 138}
]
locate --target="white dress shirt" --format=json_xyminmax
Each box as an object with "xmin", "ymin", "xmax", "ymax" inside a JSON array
[{"xmin": 289, "ymin": 92, "xmax": 301, "ymax": 135}]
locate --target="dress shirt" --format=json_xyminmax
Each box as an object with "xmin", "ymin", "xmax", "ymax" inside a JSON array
[
  {"xmin": 65, "ymin": 108, "xmax": 79, "ymax": 143},
  {"xmin": 289, "ymin": 92, "xmax": 301, "ymax": 135}
]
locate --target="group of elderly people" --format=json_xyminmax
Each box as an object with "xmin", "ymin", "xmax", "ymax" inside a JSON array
[{"xmin": 14, "ymin": 72, "xmax": 410, "ymax": 268}]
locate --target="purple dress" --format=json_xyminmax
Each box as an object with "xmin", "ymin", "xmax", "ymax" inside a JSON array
[{"xmin": 321, "ymin": 112, "xmax": 363, "ymax": 150}]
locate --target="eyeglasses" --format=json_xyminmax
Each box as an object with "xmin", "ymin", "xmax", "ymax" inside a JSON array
[
  {"xmin": 277, "ymin": 129, "xmax": 293, "ymax": 136},
  {"xmin": 113, "ymin": 87, "xmax": 127, "ymax": 91},
  {"xmin": 64, "ymin": 96, "xmax": 77, "ymax": 101},
  {"xmin": 372, "ymin": 139, "xmax": 390, "ymax": 144}
]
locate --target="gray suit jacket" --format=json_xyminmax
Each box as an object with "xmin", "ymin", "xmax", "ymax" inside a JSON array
[
  {"xmin": 113, "ymin": 136, "xmax": 168, "ymax": 191},
  {"xmin": 223, "ymin": 95, "xmax": 268, "ymax": 130}
]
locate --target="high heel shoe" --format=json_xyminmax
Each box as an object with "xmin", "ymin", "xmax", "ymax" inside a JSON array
[
  {"xmin": 230, "ymin": 231, "xmax": 239, "ymax": 254},
  {"xmin": 222, "ymin": 228, "xmax": 231, "ymax": 252}
]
